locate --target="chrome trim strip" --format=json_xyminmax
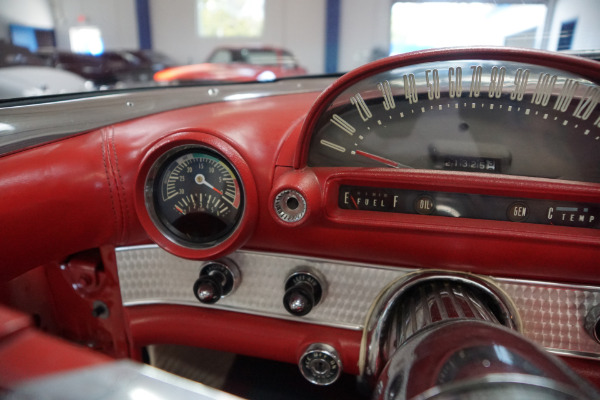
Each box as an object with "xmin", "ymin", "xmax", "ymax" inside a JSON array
[
  {"xmin": 115, "ymin": 245, "xmax": 600, "ymax": 359},
  {"xmin": 0, "ymin": 77, "xmax": 334, "ymax": 156},
  {"xmin": 547, "ymin": 348, "xmax": 600, "ymax": 360},
  {"xmin": 123, "ymin": 299, "xmax": 363, "ymax": 331}
]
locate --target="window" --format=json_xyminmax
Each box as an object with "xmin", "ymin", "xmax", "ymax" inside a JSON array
[
  {"xmin": 69, "ymin": 26, "xmax": 104, "ymax": 56},
  {"xmin": 197, "ymin": 0, "xmax": 265, "ymax": 38},
  {"xmin": 557, "ymin": 20, "xmax": 577, "ymax": 51},
  {"xmin": 390, "ymin": 2, "xmax": 548, "ymax": 54}
]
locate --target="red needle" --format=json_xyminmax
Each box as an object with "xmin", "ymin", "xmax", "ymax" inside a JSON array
[
  {"xmin": 355, "ymin": 150, "xmax": 412, "ymax": 169},
  {"xmin": 350, "ymin": 195, "xmax": 359, "ymax": 209},
  {"xmin": 196, "ymin": 174, "xmax": 223, "ymax": 195}
]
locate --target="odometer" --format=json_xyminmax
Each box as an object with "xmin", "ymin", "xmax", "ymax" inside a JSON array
[{"xmin": 145, "ymin": 145, "xmax": 244, "ymax": 248}]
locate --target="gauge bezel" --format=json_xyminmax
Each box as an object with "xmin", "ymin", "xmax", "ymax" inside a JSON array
[
  {"xmin": 297, "ymin": 47, "xmax": 600, "ymax": 169},
  {"xmin": 144, "ymin": 144, "xmax": 245, "ymax": 249},
  {"xmin": 135, "ymin": 131, "xmax": 258, "ymax": 260}
]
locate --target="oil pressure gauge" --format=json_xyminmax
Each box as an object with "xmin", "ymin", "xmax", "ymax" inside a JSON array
[{"xmin": 145, "ymin": 145, "xmax": 244, "ymax": 248}]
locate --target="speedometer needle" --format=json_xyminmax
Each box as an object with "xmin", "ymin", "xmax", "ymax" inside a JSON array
[
  {"xmin": 195, "ymin": 174, "xmax": 223, "ymax": 195},
  {"xmin": 355, "ymin": 150, "xmax": 413, "ymax": 169}
]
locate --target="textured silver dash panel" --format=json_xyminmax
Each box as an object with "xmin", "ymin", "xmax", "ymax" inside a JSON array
[
  {"xmin": 116, "ymin": 246, "xmax": 409, "ymax": 330},
  {"xmin": 496, "ymin": 279, "xmax": 600, "ymax": 357},
  {"xmin": 116, "ymin": 246, "xmax": 600, "ymax": 357}
]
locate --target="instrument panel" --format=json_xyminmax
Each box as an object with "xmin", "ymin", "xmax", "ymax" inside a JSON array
[
  {"xmin": 133, "ymin": 49, "xmax": 600, "ymax": 267},
  {"xmin": 339, "ymin": 185, "xmax": 600, "ymax": 228},
  {"xmin": 306, "ymin": 58, "xmax": 600, "ymax": 183}
]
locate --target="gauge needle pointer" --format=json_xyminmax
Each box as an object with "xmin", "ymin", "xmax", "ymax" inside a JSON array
[
  {"xmin": 195, "ymin": 174, "xmax": 224, "ymax": 195},
  {"xmin": 355, "ymin": 150, "xmax": 413, "ymax": 169}
]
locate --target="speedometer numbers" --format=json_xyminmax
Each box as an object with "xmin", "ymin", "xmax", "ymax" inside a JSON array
[
  {"xmin": 147, "ymin": 146, "xmax": 244, "ymax": 248},
  {"xmin": 308, "ymin": 55, "xmax": 600, "ymax": 183}
]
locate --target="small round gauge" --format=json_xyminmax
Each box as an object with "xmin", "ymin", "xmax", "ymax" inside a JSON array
[{"xmin": 145, "ymin": 145, "xmax": 244, "ymax": 248}]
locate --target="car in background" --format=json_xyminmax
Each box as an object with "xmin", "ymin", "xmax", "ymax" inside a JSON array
[
  {"xmin": 0, "ymin": 43, "xmax": 90, "ymax": 99},
  {"xmin": 0, "ymin": 65, "xmax": 90, "ymax": 99},
  {"xmin": 35, "ymin": 49, "xmax": 175, "ymax": 88},
  {"xmin": 98, "ymin": 50, "xmax": 156, "ymax": 84},
  {"xmin": 154, "ymin": 46, "xmax": 307, "ymax": 83},
  {"xmin": 0, "ymin": 41, "xmax": 45, "ymax": 67},
  {"xmin": 128, "ymin": 49, "xmax": 179, "ymax": 72},
  {"xmin": 36, "ymin": 49, "xmax": 116, "ymax": 87}
]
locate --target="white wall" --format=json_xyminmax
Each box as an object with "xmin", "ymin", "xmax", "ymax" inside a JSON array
[
  {"xmin": 150, "ymin": 0, "xmax": 325, "ymax": 74},
  {"xmin": 547, "ymin": 0, "xmax": 600, "ymax": 51},
  {"xmin": 0, "ymin": 0, "xmax": 54, "ymax": 42},
  {"xmin": 338, "ymin": 0, "xmax": 390, "ymax": 72}
]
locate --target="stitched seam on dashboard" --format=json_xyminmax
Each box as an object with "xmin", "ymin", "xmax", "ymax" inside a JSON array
[
  {"xmin": 101, "ymin": 128, "xmax": 120, "ymax": 237},
  {"xmin": 110, "ymin": 128, "xmax": 130, "ymax": 244}
]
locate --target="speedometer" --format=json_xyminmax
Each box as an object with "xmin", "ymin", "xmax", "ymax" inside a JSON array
[
  {"xmin": 145, "ymin": 145, "xmax": 244, "ymax": 248},
  {"xmin": 305, "ymin": 49, "xmax": 600, "ymax": 183}
]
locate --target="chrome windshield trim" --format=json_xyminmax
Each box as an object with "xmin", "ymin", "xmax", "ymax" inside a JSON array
[{"xmin": 0, "ymin": 77, "xmax": 334, "ymax": 156}]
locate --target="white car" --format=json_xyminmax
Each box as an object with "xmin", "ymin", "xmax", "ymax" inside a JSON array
[{"xmin": 0, "ymin": 65, "xmax": 91, "ymax": 99}]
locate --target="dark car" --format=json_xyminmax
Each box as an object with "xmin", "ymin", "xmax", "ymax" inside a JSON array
[
  {"xmin": 35, "ymin": 49, "xmax": 171, "ymax": 87},
  {"xmin": 36, "ymin": 49, "xmax": 116, "ymax": 87},
  {"xmin": 0, "ymin": 41, "xmax": 45, "ymax": 67},
  {"xmin": 128, "ymin": 49, "xmax": 179, "ymax": 72},
  {"xmin": 99, "ymin": 51, "xmax": 156, "ymax": 84}
]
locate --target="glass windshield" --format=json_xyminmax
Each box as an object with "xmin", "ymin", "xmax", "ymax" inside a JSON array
[{"xmin": 0, "ymin": 0, "xmax": 599, "ymax": 100}]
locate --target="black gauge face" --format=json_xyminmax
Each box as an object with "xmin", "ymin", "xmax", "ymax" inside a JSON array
[
  {"xmin": 308, "ymin": 60, "xmax": 600, "ymax": 183},
  {"xmin": 146, "ymin": 146, "xmax": 244, "ymax": 248}
]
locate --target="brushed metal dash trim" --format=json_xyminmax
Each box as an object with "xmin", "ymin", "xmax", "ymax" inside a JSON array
[
  {"xmin": 123, "ymin": 299, "xmax": 364, "ymax": 331},
  {"xmin": 116, "ymin": 245, "xmax": 600, "ymax": 358}
]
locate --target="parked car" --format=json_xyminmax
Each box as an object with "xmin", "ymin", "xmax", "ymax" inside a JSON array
[
  {"xmin": 36, "ymin": 49, "xmax": 117, "ymax": 87},
  {"xmin": 128, "ymin": 49, "xmax": 179, "ymax": 72},
  {"xmin": 0, "ymin": 41, "xmax": 45, "ymax": 67},
  {"xmin": 99, "ymin": 50, "xmax": 161, "ymax": 84},
  {"xmin": 35, "ymin": 49, "xmax": 172, "ymax": 87},
  {"xmin": 154, "ymin": 46, "xmax": 307, "ymax": 83},
  {"xmin": 0, "ymin": 65, "xmax": 90, "ymax": 99}
]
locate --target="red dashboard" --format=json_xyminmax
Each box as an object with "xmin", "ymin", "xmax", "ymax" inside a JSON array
[{"xmin": 1, "ymin": 48, "xmax": 600, "ymax": 399}]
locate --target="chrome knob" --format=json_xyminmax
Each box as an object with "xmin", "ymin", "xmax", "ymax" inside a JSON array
[
  {"xmin": 193, "ymin": 260, "xmax": 240, "ymax": 304},
  {"xmin": 299, "ymin": 343, "xmax": 342, "ymax": 385},
  {"xmin": 194, "ymin": 278, "xmax": 222, "ymax": 304},
  {"xmin": 283, "ymin": 270, "xmax": 324, "ymax": 316},
  {"xmin": 288, "ymin": 292, "xmax": 310, "ymax": 313}
]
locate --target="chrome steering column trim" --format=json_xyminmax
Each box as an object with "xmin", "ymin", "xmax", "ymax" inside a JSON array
[{"xmin": 359, "ymin": 271, "xmax": 521, "ymax": 383}]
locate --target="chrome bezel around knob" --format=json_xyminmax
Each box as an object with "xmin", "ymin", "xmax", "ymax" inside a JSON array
[
  {"xmin": 274, "ymin": 189, "xmax": 307, "ymax": 223},
  {"xmin": 299, "ymin": 343, "xmax": 342, "ymax": 386},
  {"xmin": 283, "ymin": 268, "xmax": 326, "ymax": 316}
]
